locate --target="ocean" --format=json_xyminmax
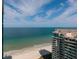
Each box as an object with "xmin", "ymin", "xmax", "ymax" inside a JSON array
[
  {"xmin": 3, "ymin": 27, "xmax": 76, "ymax": 52},
  {"xmin": 3, "ymin": 28, "xmax": 54, "ymax": 51}
]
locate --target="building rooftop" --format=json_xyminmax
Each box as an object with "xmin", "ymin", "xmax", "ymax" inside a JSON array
[{"xmin": 53, "ymin": 29, "xmax": 77, "ymax": 39}]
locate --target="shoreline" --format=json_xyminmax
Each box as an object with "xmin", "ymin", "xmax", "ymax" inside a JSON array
[
  {"xmin": 4, "ymin": 43, "xmax": 52, "ymax": 59},
  {"xmin": 4, "ymin": 35, "xmax": 52, "ymax": 52}
]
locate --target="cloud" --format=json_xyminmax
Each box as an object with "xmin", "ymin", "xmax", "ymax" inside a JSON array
[{"xmin": 4, "ymin": 0, "xmax": 77, "ymax": 27}]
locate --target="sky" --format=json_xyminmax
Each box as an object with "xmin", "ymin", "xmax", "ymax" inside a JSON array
[{"xmin": 4, "ymin": 0, "xmax": 77, "ymax": 27}]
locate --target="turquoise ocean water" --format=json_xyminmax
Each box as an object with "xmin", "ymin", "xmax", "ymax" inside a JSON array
[
  {"xmin": 3, "ymin": 28, "xmax": 54, "ymax": 51},
  {"xmin": 3, "ymin": 27, "xmax": 76, "ymax": 51}
]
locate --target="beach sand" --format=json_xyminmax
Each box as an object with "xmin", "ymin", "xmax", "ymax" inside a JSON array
[{"xmin": 4, "ymin": 43, "xmax": 52, "ymax": 59}]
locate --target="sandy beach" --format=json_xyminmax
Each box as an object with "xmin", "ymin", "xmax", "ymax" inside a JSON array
[{"xmin": 4, "ymin": 43, "xmax": 52, "ymax": 59}]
